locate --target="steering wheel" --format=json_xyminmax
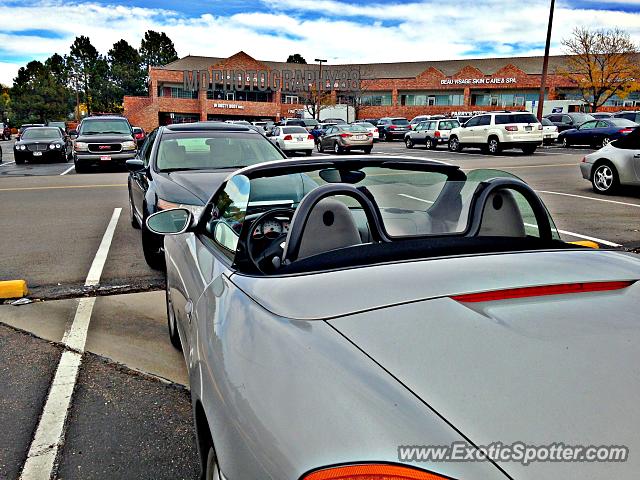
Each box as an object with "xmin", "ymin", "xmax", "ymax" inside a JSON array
[{"xmin": 245, "ymin": 208, "xmax": 295, "ymax": 274}]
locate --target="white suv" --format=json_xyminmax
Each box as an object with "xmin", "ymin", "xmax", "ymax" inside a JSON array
[{"xmin": 448, "ymin": 112, "xmax": 543, "ymax": 154}]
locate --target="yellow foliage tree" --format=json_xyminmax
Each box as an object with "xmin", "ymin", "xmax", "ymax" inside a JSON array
[{"xmin": 562, "ymin": 27, "xmax": 640, "ymax": 112}]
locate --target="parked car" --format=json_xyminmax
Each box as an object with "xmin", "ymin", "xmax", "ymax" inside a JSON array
[
  {"xmin": 541, "ymin": 118, "xmax": 559, "ymax": 144},
  {"xmin": 452, "ymin": 114, "xmax": 474, "ymax": 126},
  {"xmin": 302, "ymin": 118, "xmax": 319, "ymax": 132},
  {"xmin": 351, "ymin": 121, "xmax": 379, "ymax": 141},
  {"xmin": 409, "ymin": 115, "xmax": 446, "ymax": 130},
  {"xmin": 310, "ymin": 122, "xmax": 337, "ymax": 143},
  {"xmin": 13, "ymin": 126, "xmax": 72, "ymax": 164},
  {"xmin": 449, "ymin": 112, "xmax": 543, "ymax": 154},
  {"xmin": 613, "ymin": 111, "xmax": 640, "ymax": 123},
  {"xmin": 592, "ymin": 112, "xmax": 614, "ymax": 119},
  {"xmin": 377, "ymin": 117, "xmax": 411, "ymax": 141},
  {"xmin": 322, "ymin": 117, "xmax": 346, "ymax": 124},
  {"xmin": 132, "ymin": 126, "xmax": 146, "ymax": 146},
  {"xmin": 404, "ymin": 118, "xmax": 460, "ymax": 149},
  {"xmin": 580, "ymin": 126, "xmax": 640, "ymax": 193},
  {"xmin": 251, "ymin": 120, "xmax": 274, "ymax": 131},
  {"xmin": 127, "ymin": 121, "xmax": 287, "ymax": 268},
  {"xmin": 72, "ymin": 116, "xmax": 137, "ymax": 173},
  {"xmin": 224, "ymin": 120, "xmax": 252, "ymax": 126},
  {"xmin": 268, "ymin": 125, "xmax": 315, "ymax": 155},
  {"xmin": 558, "ymin": 118, "xmax": 637, "ymax": 148},
  {"xmin": 316, "ymin": 124, "xmax": 373, "ymax": 154},
  {"xmin": 544, "ymin": 112, "xmax": 595, "ymax": 132},
  {"xmin": 145, "ymin": 156, "xmax": 640, "ymax": 480},
  {"xmin": 47, "ymin": 121, "xmax": 67, "ymax": 133},
  {"xmin": 17, "ymin": 123, "xmax": 45, "ymax": 140}
]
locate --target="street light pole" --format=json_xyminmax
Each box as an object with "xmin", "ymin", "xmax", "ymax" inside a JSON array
[
  {"xmin": 536, "ymin": 0, "xmax": 556, "ymax": 120},
  {"xmin": 315, "ymin": 58, "xmax": 327, "ymax": 121}
]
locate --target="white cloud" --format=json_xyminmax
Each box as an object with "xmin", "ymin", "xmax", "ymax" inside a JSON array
[
  {"xmin": 0, "ymin": 0, "xmax": 639, "ymax": 85},
  {"xmin": 0, "ymin": 62, "xmax": 20, "ymax": 86}
]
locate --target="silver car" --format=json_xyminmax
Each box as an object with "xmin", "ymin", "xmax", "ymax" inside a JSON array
[
  {"xmin": 147, "ymin": 157, "xmax": 640, "ymax": 480},
  {"xmin": 580, "ymin": 126, "xmax": 640, "ymax": 193},
  {"xmin": 405, "ymin": 119, "xmax": 460, "ymax": 149}
]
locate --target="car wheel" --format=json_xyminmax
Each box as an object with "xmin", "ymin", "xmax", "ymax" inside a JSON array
[
  {"xmin": 600, "ymin": 137, "xmax": 611, "ymax": 148},
  {"xmin": 363, "ymin": 147, "xmax": 372, "ymax": 154},
  {"xmin": 448, "ymin": 136, "xmax": 462, "ymax": 152},
  {"xmin": 591, "ymin": 162, "xmax": 619, "ymax": 194},
  {"xmin": 562, "ymin": 137, "xmax": 570, "ymax": 148},
  {"xmin": 405, "ymin": 137, "xmax": 414, "ymax": 149},
  {"xmin": 522, "ymin": 145, "xmax": 537, "ymax": 154},
  {"xmin": 74, "ymin": 161, "xmax": 89, "ymax": 173},
  {"xmin": 385, "ymin": 133, "xmax": 392, "ymax": 142},
  {"xmin": 305, "ymin": 149, "xmax": 312, "ymax": 156},
  {"xmin": 333, "ymin": 142, "xmax": 343, "ymax": 154},
  {"xmin": 487, "ymin": 137, "xmax": 501, "ymax": 155},
  {"xmin": 165, "ymin": 282, "xmax": 181, "ymax": 350},
  {"xmin": 15, "ymin": 156, "xmax": 25, "ymax": 165},
  {"xmin": 142, "ymin": 223, "xmax": 166, "ymax": 270},
  {"xmin": 204, "ymin": 445, "xmax": 220, "ymax": 480},
  {"xmin": 128, "ymin": 194, "xmax": 140, "ymax": 229},
  {"xmin": 316, "ymin": 141, "xmax": 324, "ymax": 153},
  {"xmin": 425, "ymin": 138, "xmax": 433, "ymax": 150}
]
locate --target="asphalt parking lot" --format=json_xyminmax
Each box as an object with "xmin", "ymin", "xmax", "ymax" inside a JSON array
[{"xmin": 1, "ymin": 136, "xmax": 639, "ymax": 479}]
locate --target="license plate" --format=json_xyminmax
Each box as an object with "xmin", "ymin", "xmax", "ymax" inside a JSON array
[
  {"xmin": 355, "ymin": 135, "xmax": 366, "ymax": 140},
  {"xmin": 525, "ymin": 126, "xmax": 533, "ymax": 131},
  {"xmin": 100, "ymin": 155, "xmax": 111, "ymax": 161},
  {"xmin": 33, "ymin": 151, "xmax": 42, "ymax": 156},
  {"xmin": 544, "ymin": 134, "xmax": 552, "ymax": 138},
  {"xmin": 296, "ymin": 137, "xmax": 303, "ymax": 142}
]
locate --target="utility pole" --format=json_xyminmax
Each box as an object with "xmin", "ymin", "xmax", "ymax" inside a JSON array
[
  {"xmin": 315, "ymin": 58, "xmax": 327, "ymax": 121},
  {"xmin": 536, "ymin": 0, "xmax": 555, "ymax": 120}
]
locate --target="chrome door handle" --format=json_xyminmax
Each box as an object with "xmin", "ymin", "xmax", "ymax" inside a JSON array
[{"xmin": 185, "ymin": 300, "xmax": 193, "ymax": 323}]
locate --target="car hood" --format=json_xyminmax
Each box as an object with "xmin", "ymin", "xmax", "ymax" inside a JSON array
[
  {"xmin": 327, "ymin": 277, "xmax": 640, "ymax": 479},
  {"xmin": 75, "ymin": 134, "xmax": 134, "ymax": 143},
  {"xmin": 562, "ymin": 128, "xmax": 578, "ymax": 135},
  {"xmin": 157, "ymin": 170, "xmax": 232, "ymax": 204},
  {"xmin": 232, "ymin": 250, "xmax": 640, "ymax": 321}
]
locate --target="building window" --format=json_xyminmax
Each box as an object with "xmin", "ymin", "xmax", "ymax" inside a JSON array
[
  {"xmin": 427, "ymin": 96, "xmax": 436, "ymax": 106},
  {"xmin": 158, "ymin": 86, "xmax": 198, "ymax": 99},
  {"xmin": 399, "ymin": 92, "xmax": 464, "ymax": 106},
  {"xmin": 360, "ymin": 94, "xmax": 392, "ymax": 106},
  {"xmin": 282, "ymin": 94, "xmax": 299, "ymax": 104}
]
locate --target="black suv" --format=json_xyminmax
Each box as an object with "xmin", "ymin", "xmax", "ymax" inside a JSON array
[
  {"xmin": 544, "ymin": 112, "xmax": 595, "ymax": 132},
  {"xmin": 72, "ymin": 116, "xmax": 137, "ymax": 173}
]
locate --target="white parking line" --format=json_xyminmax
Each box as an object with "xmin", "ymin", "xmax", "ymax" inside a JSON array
[
  {"xmin": 20, "ymin": 208, "xmax": 121, "ymax": 480},
  {"xmin": 0, "ymin": 160, "xmax": 16, "ymax": 167},
  {"xmin": 537, "ymin": 190, "xmax": 640, "ymax": 208},
  {"xmin": 398, "ymin": 193, "xmax": 434, "ymax": 204},
  {"xmin": 59, "ymin": 166, "xmax": 75, "ymax": 176}
]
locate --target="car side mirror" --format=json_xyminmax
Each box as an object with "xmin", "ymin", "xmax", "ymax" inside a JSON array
[
  {"xmin": 68, "ymin": 130, "xmax": 78, "ymax": 138},
  {"xmin": 125, "ymin": 158, "xmax": 145, "ymax": 172},
  {"xmin": 146, "ymin": 208, "xmax": 192, "ymax": 235}
]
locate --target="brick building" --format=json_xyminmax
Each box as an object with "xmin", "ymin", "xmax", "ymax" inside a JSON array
[{"xmin": 124, "ymin": 51, "xmax": 640, "ymax": 132}]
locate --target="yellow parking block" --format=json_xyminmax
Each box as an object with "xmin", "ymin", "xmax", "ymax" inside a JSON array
[
  {"xmin": 0, "ymin": 280, "xmax": 29, "ymax": 299},
  {"xmin": 569, "ymin": 241, "xmax": 600, "ymax": 249}
]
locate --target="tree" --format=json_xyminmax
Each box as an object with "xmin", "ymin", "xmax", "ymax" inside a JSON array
[
  {"xmin": 139, "ymin": 30, "xmax": 178, "ymax": 70},
  {"xmin": 286, "ymin": 53, "xmax": 307, "ymax": 64},
  {"xmin": 108, "ymin": 39, "xmax": 146, "ymax": 97},
  {"xmin": 10, "ymin": 61, "xmax": 71, "ymax": 124},
  {"xmin": 0, "ymin": 84, "xmax": 12, "ymax": 124},
  {"xmin": 561, "ymin": 27, "xmax": 640, "ymax": 112},
  {"xmin": 66, "ymin": 36, "xmax": 103, "ymax": 114}
]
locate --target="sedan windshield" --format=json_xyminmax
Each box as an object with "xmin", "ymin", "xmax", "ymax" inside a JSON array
[
  {"xmin": 156, "ymin": 131, "xmax": 283, "ymax": 171},
  {"xmin": 21, "ymin": 128, "xmax": 62, "ymax": 140}
]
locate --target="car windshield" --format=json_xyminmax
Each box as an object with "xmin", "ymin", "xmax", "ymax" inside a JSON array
[
  {"xmin": 571, "ymin": 113, "xmax": 594, "ymax": 124},
  {"xmin": 156, "ymin": 131, "xmax": 283, "ymax": 171},
  {"xmin": 392, "ymin": 119, "xmax": 409, "ymax": 125},
  {"xmin": 342, "ymin": 125, "xmax": 368, "ymax": 132},
  {"xmin": 80, "ymin": 119, "xmax": 131, "ymax": 135},
  {"xmin": 21, "ymin": 127, "xmax": 62, "ymax": 140},
  {"xmin": 282, "ymin": 127, "xmax": 308, "ymax": 134}
]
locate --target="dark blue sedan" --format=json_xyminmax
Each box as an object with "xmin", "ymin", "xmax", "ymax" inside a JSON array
[{"xmin": 559, "ymin": 117, "xmax": 638, "ymax": 148}]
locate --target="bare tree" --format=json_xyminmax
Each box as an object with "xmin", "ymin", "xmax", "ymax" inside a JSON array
[{"xmin": 562, "ymin": 27, "xmax": 640, "ymax": 112}]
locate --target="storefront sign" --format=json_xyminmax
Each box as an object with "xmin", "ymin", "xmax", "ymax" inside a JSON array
[
  {"xmin": 212, "ymin": 103, "xmax": 245, "ymax": 110},
  {"xmin": 440, "ymin": 77, "xmax": 517, "ymax": 86}
]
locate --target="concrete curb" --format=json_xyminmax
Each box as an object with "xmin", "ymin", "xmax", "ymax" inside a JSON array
[{"xmin": 0, "ymin": 280, "xmax": 29, "ymax": 299}]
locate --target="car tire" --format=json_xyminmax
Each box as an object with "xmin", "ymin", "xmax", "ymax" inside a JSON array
[
  {"xmin": 425, "ymin": 137, "xmax": 434, "ymax": 150},
  {"xmin": 448, "ymin": 136, "xmax": 462, "ymax": 152},
  {"xmin": 600, "ymin": 137, "xmax": 611, "ymax": 148},
  {"xmin": 128, "ymin": 194, "xmax": 140, "ymax": 229},
  {"xmin": 522, "ymin": 145, "xmax": 537, "ymax": 155},
  {"xmin": 333, "ymin": 142, "xmax": 343, "ymax": 154},
  {"xmin": 591, "ymin": 162, "xmax": 619, "ymax": 194},
  {"xmin": 142, "ymin": 223, "xmax": 166, "ymax": 270},
  {"xmin": 74, "ymin": 161, "xmax": 89, "ymax": 173},
  {"xmin": 385, "ymin": 133, "xmax": 392, "ymax": 142},
  {"xmin": 316, "ymin": 141, "xmax": 324, "ymax": 153},
  {"xmin": 203, "ymin": 445, "xmax": 220, "ymax": 480},
  {"xmin": 165, "ymin": 282, "xmax": 181, "ymax": 350},
  {"xmin": 363, "ymin": 147, "xmax": 372, "ymax": 154},
  {"xmin": 487, "ymin": 137, "xmax": 501, "ymax": 155},
  {"xmin": 562, "ymin": 137, "xmax": 570, "ymax": 148},
  {"xmin": 405, "ymin": 137, "xmax": 414, "ymax": 149},
  {"xmin": 305, "ymin": 149, "xmax": 312, "ymax": 156},
  {"xmin": 15, "ymin": 156, "xmax": 25, "ymax": 165}
]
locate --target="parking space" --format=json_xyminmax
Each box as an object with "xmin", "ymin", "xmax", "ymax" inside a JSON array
[{"xmin": 0, "ymin": 138, "xmax": 639, "ymax": 480}]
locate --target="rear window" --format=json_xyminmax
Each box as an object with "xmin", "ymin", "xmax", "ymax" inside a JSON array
[
  {"xmin": 80, "ymin": 119, "xmax": 131, "ymax": 135},
  {"xmin": 541, "ymin": 118, "xmax": 554, "ymax": 126},
  {"xmin": 285, "ymin": 120, "xmax": 306, "ymax": 127},
  {"xmin": 494, "ymin": 114, "xmax": 539, "ymax": 125},
  {"xmin": 437, "ymin": 120, "xmax": 459, "ymax": 130},
  {"xmin": 609, "ymin": 118, "xmax": 637, "ymax": 127},
  {"xmin": 303, "ymin": 119, "xmax": 319, "ymax": 127},
  {"xmin": 392, "ymin": 119, "xmax": 410, "ymax": 125},
  {"xmin": 343, "ymin": 125, "xmax": 368, "ymax": 133},
  {"xmin": 283, "ymin": 127, "xmax": 308, "ymax": 134}
]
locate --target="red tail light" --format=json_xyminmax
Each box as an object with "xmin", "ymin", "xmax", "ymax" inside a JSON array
[
  {"xmin": 581, "ymin": 156, "xmax": 586, "ymax": 163},
  {"xmin": 434, "ymin": 131, "xmax": 441, "ymax": 137},
  {"xmin": 283, "ymin": 134, "xmax": 293, "ymax": 140},
  {"xmin": 374, "ymin": 128, "xmax": 378, "ymax": 133},
  {"xmin": 307, "ymin": 134, "xmax": 314, "ymax": 140},
  {"xmin": 302, "ymin": 464, "xmax": 451, "ymax": 480},
  {"xmin": 367, "ymin": 133, "xmax": 373, "ymax": 137},
  {"xmin": 618, "ymin": 128, "xmax": 633, "ymax": 134},
  {"xmin": 451, "ymin": 281, "xmax": 634, "ymax": 303},
  {"xmin": 505, "ymin": 125, "xmax": 518, "ymax": 131},
  {"xmin": 388, "ymin": 125, "xmax": 396, "ymax": 130},
  {"xmin": 340, "ymin": 133, "xmax": 351, "ymax": 138}
]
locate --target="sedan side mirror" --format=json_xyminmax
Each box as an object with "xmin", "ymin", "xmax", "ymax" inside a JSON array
[
  {"xmin": 146, "ymin": 208, "xmax": 192, "ymax": 235},
  {"xmin": 125, "ymin": 158, "xmax": 145, "ymax": 172}
]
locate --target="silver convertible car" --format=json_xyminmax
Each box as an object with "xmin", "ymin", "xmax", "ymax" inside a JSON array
[{"xmin": 146, "ymin": 157, "xmax": 640, "ymax": 480}]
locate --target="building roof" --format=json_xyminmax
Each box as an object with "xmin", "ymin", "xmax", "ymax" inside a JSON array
[{"xmin": 158, "ymin": 53, "xmax": 576, "ymax": 79}]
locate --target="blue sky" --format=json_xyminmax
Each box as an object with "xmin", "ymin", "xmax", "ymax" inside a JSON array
[{"xmin": 1, "ymin": 0, "xmax": 640, "ymax": 85}]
